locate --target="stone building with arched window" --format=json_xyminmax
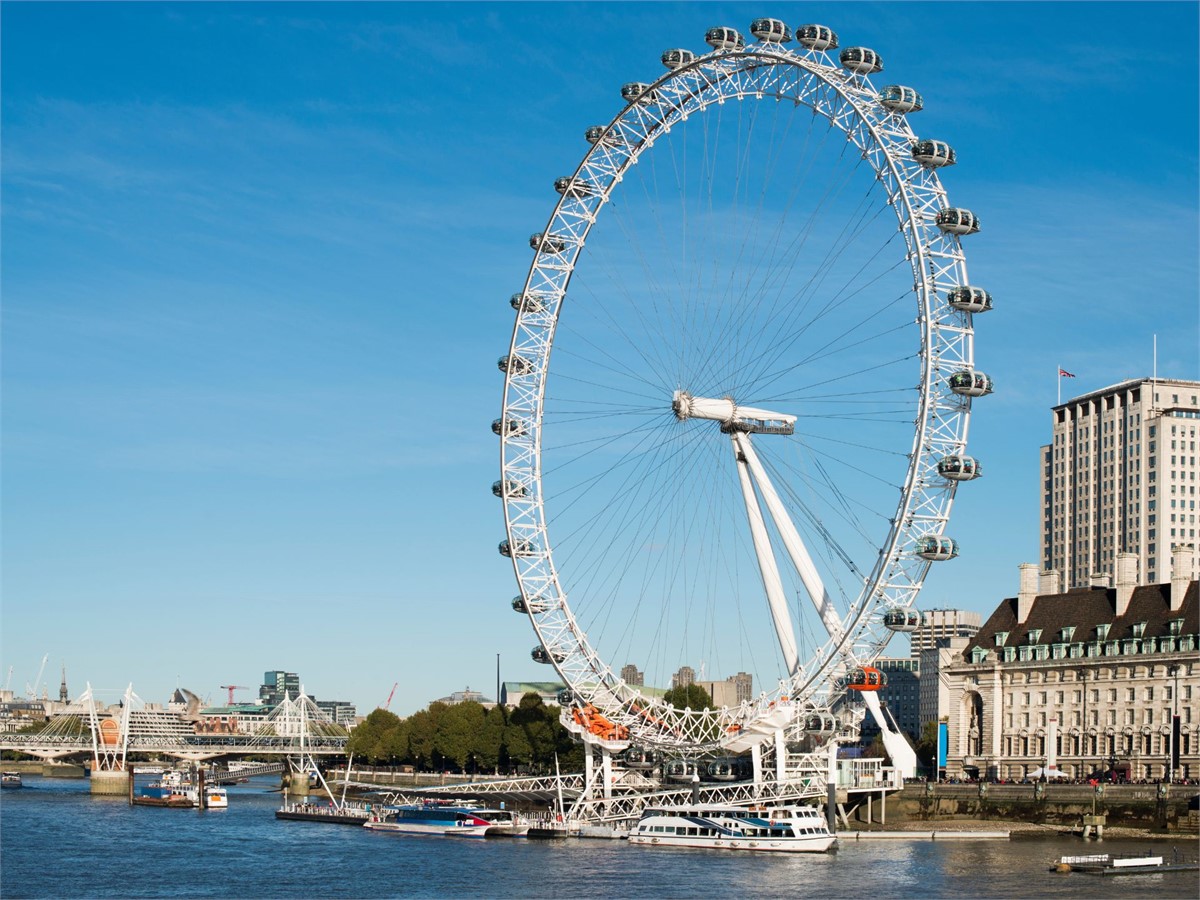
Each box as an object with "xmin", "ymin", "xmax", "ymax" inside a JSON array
[{"xmin": 937, "ymin": 547, "xmax": 1198, "ymax": 782}]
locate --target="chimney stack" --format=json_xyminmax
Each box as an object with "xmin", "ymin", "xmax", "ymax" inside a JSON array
[
  {"xmin": 1088, "ymin": 572, "xmax": 1111, "ymax": 589},
  {"xmin": 1039, "ymin": 569, "xmax": 1062, "ymax": 596},
  {"xmin": 1017, "ymin": 563, "xmax": 1039, "ymax": 625},
  {"xmin": 1114, "ymin": 552, "xmax": 1138, "ymax": 618},
  {"xmin": 1172, "ymin": 544, "xmax": 1196, "ymax": 613}
]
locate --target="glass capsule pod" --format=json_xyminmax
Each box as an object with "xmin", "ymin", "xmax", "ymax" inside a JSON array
[
  {"xmin": 947, "ymin": 285, "xmax": 992, "ymax": 313},
  {"xmin": 492, "ymin": 417, "xmax": 526, "ymax": 437},
  {"xmin": 912, "ymin": 139, "xmax": 956, "ymax": 168},
  {"xmin": 557, "ymin": 688, "xmax": 578, "ymax": 706},
  {"xmin": 796, "ymin": 24, "xmax": 838, "ymax": 50},
  {"xmin": 529, "ymin": 232, "xmax": 568, "ymax": 254},
  {"xmin": 492, "ymin": 479, "xmax": 527, "ymax": 498},
  {"xmin": 882, "ymin": 607, "xmax": 923, "ymax": 632},
  {"xmin": 935, "ymin": 208, "xmax": 980, "ymax": 235},
  {"xmin": 498, "ymin": 354, "xmax": 532, "ymax": 375},
  {"xmin": 554, "ymin": 176, "xmax": 594, "ymax": 198},
  {"xmin": 750, "ymin": 18, "xmax": 791, "ymax": 43},
  {"xmin": 621, "ymin": 82, "xmax": 655, "ymax": 104},
  {"xmin": 803, "ymin": 713, "xmax": 838, "ymax": 733},
  {"xmin": 620, "ymin": 745, "xmax": 662, "ymax": 769},
  {"xmin": 661, "ymin": 48, "xmax": 696, "ymax": 70},
  {"xmin": 846, "ymin": 666, "xmax": 887, "ymax": 691},
  {"xmin": 937, "ymin": 455, "xmax": 983, "ymax": 481},
  {"xmin": 532, "ymin": 646, "xmax": 565, "ymax": 665},
  {"xmin": 705, "ymin": 26, "xmax": 745, "ymax": 51},
  {"xmin": 512, "ymin": 594, "xmax": 551, "ymax": 614},
  {"xmin": 499, "ymin": 538, "xmax": 535, "ymax": 558},
  {"xmin": 840, "ymin": 47, "xmax": 883, "ymax": 74},
  {"xmin": 949, "ymin": 370, "xmax": 994, "ymax": 397},
  {"xmin": 916, "ymin": 534, "xmax": 959, "ymax": 561},
  {"xmin": 878, "ymin": 85, "xmax": 922, "ymax": 113},
  {"xmin": 664, "ymin": 758, "xmax": 700, "ymax": 781},
  {"xmin": 510, "ymin": 292, "xmax": 547, "ymax": 313}
]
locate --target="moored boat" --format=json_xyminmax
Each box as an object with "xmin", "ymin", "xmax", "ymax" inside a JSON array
[
  {"xmin": 276, "ymin": 800, "xmax": 374, "ymax": 825},
  {"xmin": 364, "ymin": 800, "xmax": 494, "ymax": 836},
  {"xmin": 628, "ymin": 803, "xmax": 836, "ymax": 853},
  {"xmin": 1053, "ymin": 853, "xmax": 1197, "ymax": 875},
  {"xmin": 1, "ymin": 771, "xmax": 23, "ymax": 789}
]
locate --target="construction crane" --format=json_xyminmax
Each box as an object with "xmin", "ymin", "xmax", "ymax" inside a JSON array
[
  {"xmin": 220, "ymin": 685, "xmax": 249, "ymax": 705},
  {"xmin": 383, "ymin": 682, "xmax": 398, "ymax": 710},
  {"xmin": 26, "ymin": 654, "xmax": 49, "ymax": 700}
]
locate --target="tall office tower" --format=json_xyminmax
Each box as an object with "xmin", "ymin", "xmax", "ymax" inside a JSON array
[
  {"xmin": 621, "ymin": 664, "xmax": 644, "ymax": 686},
  {"xmin": 1041, "ymin": 378, "xmax": 1200, "ymax": 587},
  {"xmin": 910, "ymin": 608, "xmax": 981, "ymax": 659},
  {"xmin": 259, "ymin": 670, "xmax": 301, "ymax": 706},
  {"xmin": 671, "ymin": 666, "xmax": 695, "ymax": 689}
]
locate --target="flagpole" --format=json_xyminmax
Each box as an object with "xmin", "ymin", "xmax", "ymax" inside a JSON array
[{"xmin": 1057, "ymin": 365, "xmax": 1061, "ymax": 406}]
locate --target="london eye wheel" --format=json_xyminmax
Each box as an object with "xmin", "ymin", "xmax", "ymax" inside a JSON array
[{"xmin": 496, "ymin": 18, "xmax": 991, "ymax": 754}]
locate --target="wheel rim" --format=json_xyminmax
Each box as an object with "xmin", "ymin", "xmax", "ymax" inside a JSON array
[{"xmin": 499, "ymin": 26, "xmax": 983, "ymax": 752}]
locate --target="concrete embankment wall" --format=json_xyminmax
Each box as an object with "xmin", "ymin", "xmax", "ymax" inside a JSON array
[{"xmin": 852, "ymin": 783, "xmax": 1199, "ymax": 833}]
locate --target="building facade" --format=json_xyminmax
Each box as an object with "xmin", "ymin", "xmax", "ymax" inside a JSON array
[
  {"xmin": 620, "ymin": 664, "xmax": 644, "ymax": 686},
  {"xmin": 939, "ymin": 552, "xmax": 1198, "ymax": 782},
  {"xmin": 861, "ymin": 656, "xmax": 921, "ymax": 741},
  {"xmin": 910, "ymin": 609, "xmax": 981, "ymax": 659},
  {"xmin": 1041, "ymin": 377, "xmax": 1200, "ymax": 588},
  {"xmin": 259, "ymin": 671, "xmax": 300, "ymax": 706}
]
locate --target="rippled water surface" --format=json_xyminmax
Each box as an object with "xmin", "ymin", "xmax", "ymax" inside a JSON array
[{"xmin": 2, "ymin": 776, "xmax": 1196, "ymax": 899}]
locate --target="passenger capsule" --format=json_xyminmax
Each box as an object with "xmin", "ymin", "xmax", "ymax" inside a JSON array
[
  {"xmin": 510, "ymin": 292, "xmax": 546, "ymax": 313},
  {"xmin": 878, "ymin": 85, "xmax": 923, "ymax": 113},
  {"xmin": 554, "ymin": 176, "xmax": 594, "ymax": 198},
  {"xmin": 750, "ymin": 18, "xmax": 791, "ymax": 43},
  {"xmin": 532, "ymin": 645, "xmax": 565, "ymax": 665},
  {"xmin": 620, "ymin": 745, "xmax": 662, "ymax": 770},
  {"xmin": 492, "ymin": 479, "xmax": 527, "ymax": 498},
  {"xmin": 803, "ymin": 713, "xmax": 838, "ymax": 734},
  {"xmin": 705, "ymin": 26, "xmax": 745, "ymax": 51},
  {"xmin": 664, "ymin": 759, "xmax": 700, "ymax": 782},
  {"xmin": 795, "ymin": 24, "xmax": 838, "ymax": 50},
  {"xmin": 529, "ymin": 232, "xmax": 568, "ymax": 254},
  {"xmin": 948, "ymin": 370, "xmax": 994, "ymax": 397},
  {"xmin": 512, "ymin": 594, "xmax": 551, "ymax": 614},
  {"xmin": 946, "ymin": 286, "xmax": 992, "ymax": 313},
  {"xmin": 916, "ymin": 535, "xmax": 959, "ymax": 561},
  {"xmin": 661, "ymin": 48, "xmax": 696, "ymax": 70},
  {"xmin": 882, "ymin": 607, "xmax": 923, "ymax": 633},
  {"xmin": 498, "ymin": 354, "xmax": 532, "ymax": 375},
  {"xmin": 499, "ymin": 539, "xmax": 535, "ymax": 558},
  {"xmin": 839, "ymin": 47, "xmax": 883, "ymax": 74},
  {"xmin": 492, "ymin": 417, "xmax": 526, "ymax": 437},
  {"xmin": 912, "ymin": 139, "xmax": 956, "ymax": 168},
  {"xmin": 621, "ymin": 82, "xmax": 654, "ymax": 104},
  {"xmin": 557, "ymin": 688, "xmax": 578, "ymax": 706},
  {"xmin": 935, "ymin": 208, "xmax": 980, "ymax": 235},
  {"xmin": 846, "ymin": 666, "xmax": 888, "ymax": 691},
  {"xmin": 937, "ymin": 455, "xmax": 983, "ymax": 481}
]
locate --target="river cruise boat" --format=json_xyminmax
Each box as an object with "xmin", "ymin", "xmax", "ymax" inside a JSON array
[
  {"xmin": 1, "ymin": 771, "xmax": 22, "ymax": 789},
  {"xmin": 629, "ymin": 803, "xmax": 836, "ymax": 853},
  {"xmin": 364, "ymin": 801, "xmax": 529, "ymax": 837}
]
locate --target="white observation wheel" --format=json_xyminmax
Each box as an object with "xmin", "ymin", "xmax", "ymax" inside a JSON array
[{"xmin": 496, "ymin": 18, "xmax": 991, "ymax": 753}]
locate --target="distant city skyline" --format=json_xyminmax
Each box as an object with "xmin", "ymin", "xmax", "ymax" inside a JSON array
[{"xmin": 2, "ymin": 3, "xmax": 1197, "ymax": 715}]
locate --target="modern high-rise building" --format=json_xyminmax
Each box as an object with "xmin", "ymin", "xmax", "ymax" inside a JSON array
[
  {"xmin": 910, "ymin": 609, "xmax": 981, "ymax": 659},
  {"xmin": 1041, "ymin": 377, "xmax": 1200, "ymax": 588},
  {"xmin": 259, "ymin": 670, "xmax": 300, "ymax": 706}
]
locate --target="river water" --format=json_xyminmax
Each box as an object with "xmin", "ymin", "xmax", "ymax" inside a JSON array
[{"xmin": 2, "ymin": 776, "xmax": 1196, "ymax": 899}]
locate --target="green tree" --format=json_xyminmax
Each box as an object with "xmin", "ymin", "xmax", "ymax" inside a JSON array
[
  {"xmin": 663, "ymin": 683, "xmax": 713, "ymax": 711},
  {"xmin": 474, "ymin": 704, "xmax": 508, "ymax": 774},
  {"xmin": 437, "ymin": 701, "xmax": 485, "ymax": 771},
  {"xmin": 346, "ymin": 708, "xmax": 402, "ymax": 763},
  {"xmin": 915, "ymin": 720, "xmax": 939, "ymax": 776}
]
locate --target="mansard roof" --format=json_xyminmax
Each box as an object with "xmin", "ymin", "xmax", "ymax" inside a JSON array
[{"xmin": 964, "ymin": 581, "xmax": 1198, "ymax": 659}]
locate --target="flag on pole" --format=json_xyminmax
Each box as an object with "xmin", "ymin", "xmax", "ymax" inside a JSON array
[{"xmin": 1058, "ymin": 368, "xmax": 1076, "ymax": 378}]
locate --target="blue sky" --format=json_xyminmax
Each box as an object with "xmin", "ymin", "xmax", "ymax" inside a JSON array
[{"xmin": 3, "ymin": 2, "xmax": 1197, "ymax": 717}]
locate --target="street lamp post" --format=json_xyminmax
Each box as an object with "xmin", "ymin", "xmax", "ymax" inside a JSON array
[{"xmin": 1167, "ymin": 664, "xmax": 1180, "ymax": 784}]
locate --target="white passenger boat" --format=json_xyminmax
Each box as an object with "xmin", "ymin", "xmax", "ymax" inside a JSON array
[{"xmin": 628, "ymin": 803, "xmax": 836, "ymax": 853}]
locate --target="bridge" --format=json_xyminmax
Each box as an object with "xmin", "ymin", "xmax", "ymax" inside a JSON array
[{"xmin": 0, "ymin": 684, "xmax": 347, "ymax": 782}]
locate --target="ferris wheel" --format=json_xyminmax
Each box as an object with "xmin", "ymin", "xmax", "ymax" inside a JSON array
[{"xmin": 496, "ymin": 18, "xmax": 991, "ymax": 754}]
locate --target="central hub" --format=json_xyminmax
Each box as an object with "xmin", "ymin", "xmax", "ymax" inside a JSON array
[{"xmin": 672, "ymin": 390, "xmax": 797, "ymax": 435}]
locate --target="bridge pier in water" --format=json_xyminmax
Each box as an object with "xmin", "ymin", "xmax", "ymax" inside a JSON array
[{"xmin": 90, "ymin": 769, "xmax": 129, "ymax": 795}]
